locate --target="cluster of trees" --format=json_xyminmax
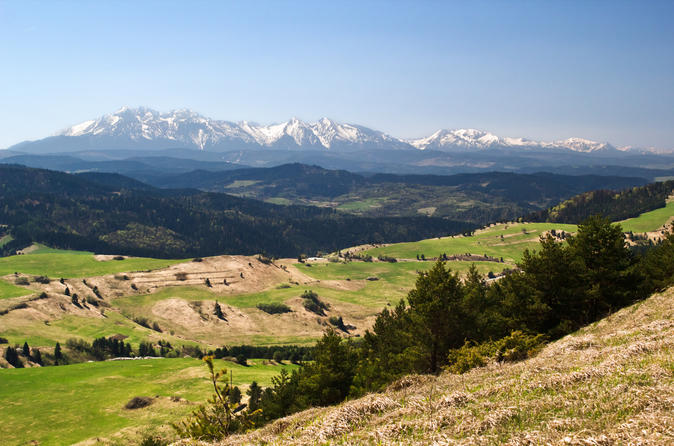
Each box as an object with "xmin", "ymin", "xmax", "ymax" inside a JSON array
[
  {"xmin": 530, "ymin": 180, "xmax": 674, "ymax": 224},
  {"xmin": 3, "ymin": 342, "xmax": 43, "ymax": 368},
  {"xmin": 212, "ymin": 345, "xmax": 313, "ymax": 364},
  {"xmin": 183, "ymin": 216, "xmax": 674, "ymax": 441}
]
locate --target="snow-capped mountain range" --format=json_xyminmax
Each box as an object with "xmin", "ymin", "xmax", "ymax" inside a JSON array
[
  {"xmin": 56, "ymin": 106, "xmax": 411, "ymax": 152},
  {"xmin": 8, "ymin": 107, "xmax": 665, "ymax": 154}
]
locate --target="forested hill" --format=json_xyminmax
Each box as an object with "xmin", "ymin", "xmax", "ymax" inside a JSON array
[
  {"xmin": 144, "ymin": 163, "xmax": 647, "ymax": 224},
  {"xmin": 0, "ymin": 165, "xmax": 474, "ymax": 258},
  {"xmin": 530, "ymin": 180, "xmax": 674, "ymax": 224}
]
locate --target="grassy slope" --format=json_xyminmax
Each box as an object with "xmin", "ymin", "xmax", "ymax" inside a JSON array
[
  {"xmin": 0, "ymin": 247, "xmax": 185, "ymax": 278},
  {"xmin": 211, "ymin": 287, "xmax": 674, "ymax": 446},
  {"xmin": 364, "ymin": 222, "xmax": 577, "ymax": 262},
  {"xmin": 619, "ymin": 200, "xmax": 674, "ymax": 233},
  {"xmin": 0, "ymin": 279, "xmax": 31, "ymax": 300},
  {"xmin": 0, "ymin": 358, "xmax": 297, "ymax": 446}
]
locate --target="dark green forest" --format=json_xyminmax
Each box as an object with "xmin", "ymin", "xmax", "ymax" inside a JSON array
[
  {"xmin": 0, "ymin": 165, "xmax": 474, "ymax": 258},
  {"xmin": 530, "ymin": 180, "xmax": 674, "ymax": 224}
]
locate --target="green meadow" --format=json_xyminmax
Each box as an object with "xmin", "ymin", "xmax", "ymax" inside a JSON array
[
  {"xmin": 0, "ymin": 358, "xmax": 296, "ymax": 446},
  {"xmin": 0, "ymin": 279, "xmax": 31, "ymax": 300},
  {"xmin": 619, "ymin": 200, "xmax": 674, "ymax": 233},
  {"xmin": 364, "ymin": 222, "xmax": 577, "ymax": 262},
  {"xmin": 0, "ymin": 245, "xmax": 185, "ymax": 278}
]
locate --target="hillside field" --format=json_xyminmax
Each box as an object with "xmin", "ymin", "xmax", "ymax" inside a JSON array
[
  {"xmin": 0, "ymin": 358, "xmax": 296, "ymax": 446},
  {"xmin": 620, "ymin": 200, "xmax": 674, "ymax": 233},
  {"xmin": 364, "ymin": 222, "xmax": 578, "ymax": 262}
]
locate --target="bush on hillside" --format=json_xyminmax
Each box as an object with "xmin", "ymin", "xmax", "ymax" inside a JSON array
[
  {"xmin": 33, "ymin": 275, "xmax": 50, "ymax": 284},
  {"xmin": 301, "ymin": 290, "xmax": 329, "ymax": 316},
  {"xmin": 256, "ymin": 303, "xmax": 292, "ymax": 314}
]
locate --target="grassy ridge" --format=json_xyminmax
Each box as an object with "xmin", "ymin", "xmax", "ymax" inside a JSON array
[
  {"xmin": 0, "ymin": 247, "xmax": 185, "ymax": 278},
  {"xmin": 619, "ymin": 200, "xmax": 674, "ymax": 233},
  {"xmin": 0, "ymin": 358, "xmax": 296, "ymax": 446},
  {"xmin": 364, "ymin": 222, "xmax": 577, "ymax": 262}
]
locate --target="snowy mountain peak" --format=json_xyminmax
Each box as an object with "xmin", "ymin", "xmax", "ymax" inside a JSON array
[
  {"xmin": 50, "ymin": 107, "xmax": 660, "ymax": 154},
  {"xmin": 409, "ymin": 128, "xmax": 617, "ymax": 153}
]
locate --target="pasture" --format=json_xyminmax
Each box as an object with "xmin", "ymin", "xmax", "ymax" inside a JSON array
[{"xmin": 0, "ymin": 357, "xmax": 296, "ymax": 445}]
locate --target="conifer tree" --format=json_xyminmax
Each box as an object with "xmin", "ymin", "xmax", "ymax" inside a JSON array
[{"xmin": 54, "ymin": 342, "xmax": 63, "ymax": 364}]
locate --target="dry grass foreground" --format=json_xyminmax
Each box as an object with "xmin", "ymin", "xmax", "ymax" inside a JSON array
[{"xmin": 177, "ymin": 287, "xmax": 674, "ymax": 445}]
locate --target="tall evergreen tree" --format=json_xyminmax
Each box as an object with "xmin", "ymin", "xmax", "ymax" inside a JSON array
[
  {"xmin": 246, "ymin": 381, "xmax": 262, "ymax": 413},
  {"xmin": 5, "ymin": 346, "xmax": 22, "ymax": 368},
  {"xmin": 406, "ymin": 260, "xmax": 465, "ymax": 373},
  {"xmin": 54, "ymin": 342, "xmax": 63, "ymax": 365},
  {"xmin": 567, "ymin": 216, "xmax": 637, "ymax": 321}
]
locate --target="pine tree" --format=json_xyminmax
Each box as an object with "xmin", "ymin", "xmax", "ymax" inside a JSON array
[
  {"xmin": 214, "ymin": 301, "xmax": 225, "ymax": 320},
  {"xmin": 32, "ymin": 348, "xmax": 42, "ymax": 365},
  {"xmin": 228, "ymin": 386, "xmax": 242, "ymax": 405},
  {"xmin": 22, "ymin": 341, "xmax": 30, "ymax": 357},
  {"xmin": 246, "ymin": 381, "xmax": 262, "ymax": 412},
  {"xmin": 4, "ymin": 346, "xmax": 22, "ymax": 368},
  {"xmin": 54, "ymin": 342, "xmax": 63, "ymax": 365},
  {"xmin": 406, "ymin": 260, "xmax": 464, "ymax": 373}
]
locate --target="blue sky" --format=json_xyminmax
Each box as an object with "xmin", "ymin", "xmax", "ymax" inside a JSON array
[{"xmin": 1, "ymin": 0, "xmax": 673, "ymax": 149}]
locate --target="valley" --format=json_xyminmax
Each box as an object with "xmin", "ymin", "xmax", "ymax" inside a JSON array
[{"xmin": 1, "ymin": 183, "xmax": 673, "ymax": 444}]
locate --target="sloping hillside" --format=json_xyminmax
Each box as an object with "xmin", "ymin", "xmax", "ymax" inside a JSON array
[{"xmin": 198, "ymin": 287, "xmax": 674, "ymax": 445}]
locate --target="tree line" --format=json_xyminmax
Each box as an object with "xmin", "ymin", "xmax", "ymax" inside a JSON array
[{"xmin": 530, "ymin": 180, "xmax": 674, "ymax": 224}]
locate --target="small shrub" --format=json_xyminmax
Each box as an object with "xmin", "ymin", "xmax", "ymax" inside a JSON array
[
  {"xmin": 138, "ymin": 434, "xmax": 168, "ymax": 446},
  {"xmin": 131, "ymin": 283, "xmax": 138, "ymax": 290},
  {"xmin": 85, "ymin": 295, "xmax": 99, "ymax": 307},
  {"xmin": 257, "ymin": 254, "xmax": 273, "ymax": 265},
  {"xmin": 33, "ymin": 275, "xmax": 50, "ymax": 284},
  {"xmin": 494, "ymin": 331, "xmax": 547, "ymax": 363},
  {"xmin": 276, "ymin": 283, "xmax": 291, "ymax": 289},
  {"xmin": 193, "ymin": 257, "xmax": 204, "ymax": 262},
  {"xmin": 134, "ymin": 317, "xmax": 151, "ymax": 329},
  {"xmin": 113, "ymin": 256, "xmax": 125, "ymax": 261},
  {"xmin": 328, "ymin": 315, "xmax": 347, "ymax": 331},
  {"xmin": 125, "ymin": 396, "xmax": 153, "ymax": 410},
  {"xmin": 301, "ymin": 290, "xmax": 329, "ymax": 316},
  {"xmin": 257, "ymin": 303, "xmax": 292, "ymax": 314},
  {"xmin": 0, "ymin": 337, "xmax": 8, "ymax": 344},
  {"xmin": 152, "ymin": 322, "xmax": 162, "ymax": 332},
  {"xmin": 447, "ymin": 342, "xmax": 488, "ymax": 374},
  {"xmin": 14, "ymin": 277, "xmax": 29, "ymax": 286},
  {"xmin": 377, "ymin": 255, "xmax": 397, "ymax": 263},
  {"xmin": 175, "ymin": 272, "xmax": 188, "ymax": 281}
]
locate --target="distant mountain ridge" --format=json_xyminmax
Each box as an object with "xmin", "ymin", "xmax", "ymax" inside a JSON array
[{"xmin": 8, "ymin": 106, "xmax": 669, "ymax": 154}]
